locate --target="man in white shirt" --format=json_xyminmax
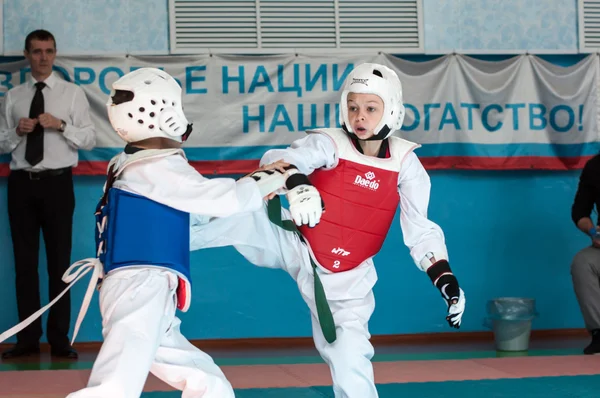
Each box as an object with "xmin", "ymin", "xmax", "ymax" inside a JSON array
[{"xmin": 0, "ymin": 29, "xmax": 96, "ymax": 359}]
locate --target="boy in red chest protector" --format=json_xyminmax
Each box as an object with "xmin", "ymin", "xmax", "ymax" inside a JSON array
[{"xmin": 191, "ymin": 63, "xmax": 466, "ymax": 398}]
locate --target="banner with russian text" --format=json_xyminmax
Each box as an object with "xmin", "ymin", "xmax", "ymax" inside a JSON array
[{"xmin": 0, "ymin": 53, "xmax": 598, "ymax": 176}]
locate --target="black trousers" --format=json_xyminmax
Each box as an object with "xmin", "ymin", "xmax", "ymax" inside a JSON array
[{"xmin": 7, "ymin": 168, "xmax": 75, "ymax": 348}]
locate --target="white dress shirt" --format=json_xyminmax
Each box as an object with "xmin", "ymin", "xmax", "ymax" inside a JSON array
[
  {"xmin": 0, "ymin": 72, "xmax": 96, "ymax": 171},
  {"xmin": 259, "ymin": 132, "xmax": 449, "ymax": 270}
]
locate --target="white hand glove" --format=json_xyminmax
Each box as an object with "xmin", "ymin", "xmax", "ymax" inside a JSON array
[
  {"xmin": 446, "ymin": 288, "xmax": 466, "ymax": 328},
  {"xmin": 286, "ymin": 184, "xmax": 323, "ymax": 227}
]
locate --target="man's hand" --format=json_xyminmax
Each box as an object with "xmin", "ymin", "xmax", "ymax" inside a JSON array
[
  {"xmin": 576, "ymin": 219, "xmax": 600, "ymax": 248},
  {"xmin": 587, "ymin": 226, "xmax": 600, "ymax": 248},
  {"xmin": 16, "ymin": 118, "xmax": 37, "ymax": 136},
  {"xmin": 38, "ymin": 113, "xmax": 62, "ymax": 130}
]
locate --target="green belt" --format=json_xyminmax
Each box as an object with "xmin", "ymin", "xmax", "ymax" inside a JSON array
[{"xmin": 266, "ymin": 196, "xmax": 337, "ymax": 344}]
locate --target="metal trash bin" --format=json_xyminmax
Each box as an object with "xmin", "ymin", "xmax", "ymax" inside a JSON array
[{"xmin": 485, "ymin": 297, "xmax": 538, "ymax": 352}]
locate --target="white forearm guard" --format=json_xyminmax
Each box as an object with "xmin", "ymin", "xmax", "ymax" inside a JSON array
[{"xmin": 241, "ymin": 169, "xmax": 289, "ymax": 198}]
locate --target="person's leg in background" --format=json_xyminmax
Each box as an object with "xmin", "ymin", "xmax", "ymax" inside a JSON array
[
  {"xmin": 2, "ymin": 173, "xmax": 43, "ymax": 358},
  {"xmin": 571, "ymin": 246, "xmax": 600, "ymax": 354},
  {"xmin": 40, "ymin": 171, "xmax": 77, "ymax": 357}
]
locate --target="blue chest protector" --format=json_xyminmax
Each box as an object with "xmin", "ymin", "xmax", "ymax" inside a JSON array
[{"xmin": 95, "ymin": 187, "xmax": 191, "ymax": 285}]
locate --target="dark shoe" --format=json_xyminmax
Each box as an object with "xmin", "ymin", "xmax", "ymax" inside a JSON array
[
  {"xmin": 584, "ymin": 329, "xmax": 600, "ymax": 355},
  {"xmin": 1, "ymin": 344, "xmax": 40, "ymax": 359},
  {"xmin": 50, "ymin": 345, "xmax": 78, "ymax": 359}
]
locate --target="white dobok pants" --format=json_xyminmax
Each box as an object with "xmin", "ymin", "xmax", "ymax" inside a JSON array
[
  {"xmin": 191, "ymin": 203, "xmax": 379, "ymax": 398},
  {"xmin": 67, "ymin": 268, "xmax": 234, "ymax": 398}
]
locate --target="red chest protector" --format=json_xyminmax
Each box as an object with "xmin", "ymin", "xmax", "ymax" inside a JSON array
[{"xmin": 297, "ymin": 128, "xmax": 418, "ymax": 273}]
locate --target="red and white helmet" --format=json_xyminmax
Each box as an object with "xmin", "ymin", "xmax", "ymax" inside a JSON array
[
  {"xmin": 106, "ymin": 67, "xmax": 192, "ymax": 143},
  {"xmin": 339, "ymin": 63, "xmax": 405, "ymax": 139}
]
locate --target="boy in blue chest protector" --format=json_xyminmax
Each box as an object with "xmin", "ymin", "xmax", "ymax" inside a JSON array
[{"xmin": 64, "ymin": 68, "xmax": 291, "ymax": 398}]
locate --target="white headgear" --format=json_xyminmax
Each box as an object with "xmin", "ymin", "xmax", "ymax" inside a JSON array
[
  {"xmin": 339, "ymin": 63, "xmax": 405, "ymax": 140},
  {"xmin": 106, "ymin": 67, "xmax": 192, "ymax": 143}
]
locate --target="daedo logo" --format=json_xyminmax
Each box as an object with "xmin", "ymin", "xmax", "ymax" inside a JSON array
[
  {"xmin": 351, "ymin": 78, "xmax": 368, "ymax": 86},
  {"xmin": 353, "ymin": 171, "xmax": 379, "ymax": 191}
]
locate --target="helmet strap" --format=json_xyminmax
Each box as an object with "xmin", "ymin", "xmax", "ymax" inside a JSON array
[
  {"xmin": 347, "ymin": 133, "xmax": 390, "ymax": 158},
  {"xmin": 342, "ymin": 123, "xmax": 390, "ymax": 141}
]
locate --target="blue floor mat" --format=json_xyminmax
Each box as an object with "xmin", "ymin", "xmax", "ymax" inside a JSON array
[{"xmin": 141, "ymin": 374, "xmax": 600, "ymax": 397}]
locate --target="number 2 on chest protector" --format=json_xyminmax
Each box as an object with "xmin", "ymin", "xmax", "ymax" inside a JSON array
[{"xmin": 333, "ymin": 260, "xmax": 341, "ymax": 269}]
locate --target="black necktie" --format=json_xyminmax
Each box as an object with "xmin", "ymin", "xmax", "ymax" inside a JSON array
[{"xmin": 25, "ymin": 82, "xmax": 46, "ymax": 166}]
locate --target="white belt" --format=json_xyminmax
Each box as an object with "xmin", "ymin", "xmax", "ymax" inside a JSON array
[{"xmin": 0, "ymin": 258, "xmax": 103, "ymax": 345}]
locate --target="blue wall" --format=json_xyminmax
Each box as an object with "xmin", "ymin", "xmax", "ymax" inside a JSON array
[
  {"xmin": 0, "ymin": 168, "xmax": 588, "ymax": 342},
  {"xmin": 423, "ymin": 0, "xmax": 578, "ymax": 52},
  {"xmin": 2, "ymin": 0, "xmax": 579, "ymax": 55},
  {"xmin": 0, "ymin": 0, "xmax": 591, "ymax": 342},
  {"xmin": 2, "ymin": 0, "xmax": 169, "ymax": 55}
]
